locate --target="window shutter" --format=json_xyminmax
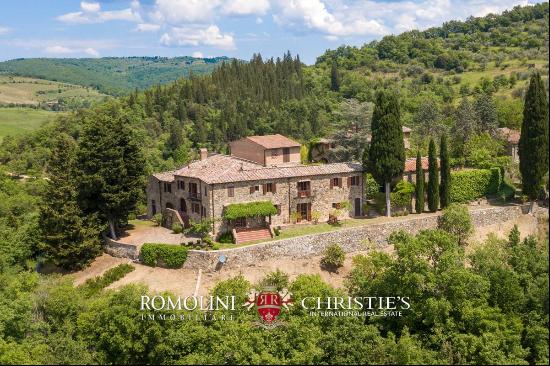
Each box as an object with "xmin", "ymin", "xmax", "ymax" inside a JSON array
[
  {"xmin": 347, "ymin": 177, "xmax": 352, "ymax": 187},
  {"xmin": 250, "ymin": 186, "xmax": 254, "ymax": 194},
  {"xmin": 330, "ymin": 178, "xmax": 334, "ymax": 189},
  {"xmin": 262, "ymin": 184, "xmax": 266, "ymax": 194},
  {"xmin": 273, "ymin": 183, "xmax": 277, "ymax": 193},
  {"xmin": 338, "ymin": 178, "xmax": 342, "ymax": 188}
]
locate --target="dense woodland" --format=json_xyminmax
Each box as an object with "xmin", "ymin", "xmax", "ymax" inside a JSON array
[{"xmin": 0, "ymin": 3, "xmax": 548, "ymax": 364}]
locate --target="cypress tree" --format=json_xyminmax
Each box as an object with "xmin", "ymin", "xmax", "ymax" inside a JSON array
[
  {"xmin": 38, "ymin": 134, "xmax": 102, "ymax": 270},
  {"xmin": 440, "ymin": 134, "xmax": 451, "ymax": 208},
  {"xmin": 77, "ymin": 102, "xmax": 146, "ymax": 239},
  {"xmin": 519, "ymin": 72, "xmax": 549, "ymax": 213},
  {"xmin": 368, "ymin": 90, "xmax": 405, "ymax": 217},
  {"xmin": 427, "ymin": 138, "xmax": 440, "ymax": 212},
  {"xmin": 415, "ymin": 151, "xmax": 425, "ymax": 214},
  {"xmin": 330, "ymin": 61, "xmax": 340, "ymax": 92}
]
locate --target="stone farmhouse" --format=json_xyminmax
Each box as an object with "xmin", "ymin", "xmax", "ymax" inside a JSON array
[{"xmin": 147, "ymin": 134, "xmax": 364, "ymax": 242}]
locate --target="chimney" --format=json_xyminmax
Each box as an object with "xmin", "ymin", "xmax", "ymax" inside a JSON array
[{"xmin": 199, "ymin": 148, "xmax": 208, "ymax": 161}]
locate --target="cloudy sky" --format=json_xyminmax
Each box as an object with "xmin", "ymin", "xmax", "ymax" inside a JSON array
[{"xmin": 0, "ymin": 0, "xmax": 543, "ymax": 64}]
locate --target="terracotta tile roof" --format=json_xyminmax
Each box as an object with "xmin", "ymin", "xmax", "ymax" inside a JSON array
[
  {"xmin": 153, "ymin": 154, "xmax": 363, "ymax": 184},
  {"xmin": 497, "ymin": 128, "xmax": 520, "ymax": 144},
  {"xmin": 404, "ymin": 157, "xmax": 431, "ymax": 173},
  {"xmin": 241, "ymin": 134, "xmax": 301, "ymax": 149}
]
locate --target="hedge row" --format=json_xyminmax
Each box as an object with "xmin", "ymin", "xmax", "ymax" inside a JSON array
[
  {"xmin": 140, "ymin": 243, "xmax": 188, "ymax": 268},
  {"xmin": 80, "ymin": 263, "xmax": 135, "ymax": 295},
  {"xmin": 450, "ymin": 167, "xmax": 501, "ymax": 203}
]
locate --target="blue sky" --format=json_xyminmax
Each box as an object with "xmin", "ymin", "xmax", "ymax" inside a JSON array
[{"xmin": 0, "ymin": 0, "xmax": 543, "ymax": 64}]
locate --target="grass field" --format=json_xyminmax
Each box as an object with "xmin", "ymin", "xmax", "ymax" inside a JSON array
[
  {"xmin": 0, "ymin": 75, "xmax": 106, "ymax": 105},
  {"xmin": 0, "ymin": 107, "xmax": 60, "ymax": 141}
]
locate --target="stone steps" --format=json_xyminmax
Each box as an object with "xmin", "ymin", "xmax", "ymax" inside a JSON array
[{"xmin": 235, "ymin": 228, "xmax": 272, "ymax": 244}]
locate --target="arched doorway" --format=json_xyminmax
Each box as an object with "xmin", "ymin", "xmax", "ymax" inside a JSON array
[
  {"xmin": 166, "ymin": 202, "xmax": 174, "ymax": 209},
  {"xmin": 180, "ymin": 198, "xmax": 187, "ymax": 213}
]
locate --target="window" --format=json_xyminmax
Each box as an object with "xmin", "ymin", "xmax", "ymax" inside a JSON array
[
  {"xmin": 271, "ymin": 149, "xmax": 278, "ymax": 157},
  {"xmin": 228, "ymin": 186, "xmax": 235, "ymax": 197},
  {"xmin": 250, "ymin": 185, "xmax": 260, "ymax": 194},
  {"xmin": 283, "ymin": 147, "xmax": 290, "ymax": 162},
  {"xmin": 192, "ymin": 203, "xmax": 200, "ymax": 214},
  {"xmin": 264, "ymin": 182, "xmax": 276, "ymax": 194},
  {"xmin": 151, "ymin": 200, "xmax": 156, "ymax": 215},
  {"xmin": 163, "ymin": 182, "xmax": 172, "ymax": 193},
  {"xmin": 330, "ymin": 177, "xmax": 342, "ymax": 189},
  {"xmin": 332, "ymin": 202, "xmax": 341, "ymax": 209},
  {"xmin": 350, "ymin": 176, "xmax": 360, "ymax": 186},
  {"xmin": 204, "ymin": 186, "xmax": 208, "ymax": 196},
  {"xmin": 180, "ymin": 198, "xmax": 187, "ymax": 212},
  {"xmin": 274, "ymin": 204, "xmax": 282, "ymax": 215},
  {"xmin": 297, "ymin": 181, "xmax": 310, "ymax": 197},
  {"xmin": 177, "ymin": 181, "xmax": 185, "ymax": 190}
]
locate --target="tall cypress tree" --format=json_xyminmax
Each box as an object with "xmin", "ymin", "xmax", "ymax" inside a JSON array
[
  {"xmin": 330, "ymin": 61, "xmax": 340, "ymax": 92},
  {"xmin": 415, "ymin": 151, "xmax": 425, "ymax": 214},
  {"xmin": 77, "ymin": 102, "xmax": 146, "ymax": 239},
  {"xmin": 39, "ymin": 134, "xmax": 102, "ymax": 270},
  {"xmin": 440, "ymin": 134, "xmax": 451, "ymax": 208},
  {"xmin": 368, "ymin": 90, "xmax": 405, "ymax": 217},
  {"xmin": 519, "ymin": 72, "xmax": 549, "ymax": 212},
  {"xmin": 427, "ymin": 138, "xmax": 440, "ymax": 212}
]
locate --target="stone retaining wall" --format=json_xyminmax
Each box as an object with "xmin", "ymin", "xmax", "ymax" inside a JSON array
[
  {"xmin": 182, "ymin": 204, "xmax": 533, "ymax": 272},
  {"xmin": 103, "ymin": 237, "xmax": 140, "ymax": 260}
]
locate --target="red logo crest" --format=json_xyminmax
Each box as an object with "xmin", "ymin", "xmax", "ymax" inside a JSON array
[{"xmin": 244, "ymin": 287, "xmax": 292, "ymax": 326}]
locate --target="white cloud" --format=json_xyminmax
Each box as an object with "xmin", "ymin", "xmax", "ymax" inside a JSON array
[
  {"xmin": 45, "ymin": 45, "xmax": 74, "ymax": 54},
  {"xmin": 154, "ymin": 0, "xmax": 222, "ymax": 24},
  {"xmin": 84, "ymin": 47, "xmax": 101, "ymax": 57},
  {"xmin": 136, "ymin": 23, "xmax": 161, "ymax": 32},
  {"xmin": 57, "ymin": 1, "xmax": 141, "ymax": 24},
  {"xmin": 0, "ymin": 26, "xmax": 10, "ymax": 35},
  {"xmin": 222, "ymin": 0, "xmax": 270, "ymax": 15},
  {"xmin": 273, "ymin": 0, "xmax": 387, "ymax": 37},
  {"xmin": 160, "ymin": 25, "xmax": 236, "ymax": 50},
  {"xmin": 81, "ymin": 1, "xmax": 101, "ymax": 13},
  {"xmin": 192, "ymin": 51, "xmax": 204, "ymax": 58}
]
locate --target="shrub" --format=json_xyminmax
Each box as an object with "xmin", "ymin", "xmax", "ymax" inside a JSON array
[
  {"xmin": 273, "ymin": 227, "xmax": 281, "ymax": 236},
  {"xmin": 311, "ymin": 210, "xmax": 321, "ymax": 224},
  {"xmin": 217, "ymin": 231, "xmax": 234, "ymax": 244},
  {"xmin": 364, "ymin": 173, "xmax": 380, "ymax": 199},
  {"xmin": 184, "ymin": 218, "xmax": 213, "ymax": 237},
  {"xmin": 259, "ymin": 269, "xmax": 289, "ymax": 291},
  {"xmin": 140, "ymin": 243, "xmax": 188, "ymax": 268},
  {"xmin": 290, "ymin": 211, "xmax": 301, "ymax": 224},
  {"xmin": 450, "ymin": 168, "xmax": 501, "ymax": 203},
  {"xmin": 321, "ymin": 244, "xmax": 345, "ymax": 272},
  {"xmin": 438, "ymin": 204, "xmax": 473, "ymax": 245},
  {"xmin": 498, "ymin": 178, "xmax": 516, "ymax": 201},
  {"xmin": 172, "ymin": 222, "xmax": 183, "ymax": 234},
  {"xmin": 80, "ymin": 264, "xmax": 134, "ymax": 295},
  {"xmin": 391, "ymin": 181, "xmax": 415, "ymax": 208},
  {"xmin": 151, "ymin": 213, "xmax": 162, "ymax": 226}
]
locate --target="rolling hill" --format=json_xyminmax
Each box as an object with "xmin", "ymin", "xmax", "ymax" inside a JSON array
[{"xmin": 0, "ymin": 56, "xmax": 232, "ymax": 96}]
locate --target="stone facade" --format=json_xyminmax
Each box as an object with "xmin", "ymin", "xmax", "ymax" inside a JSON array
[{"xmin": 146, "ymin": 134, "xmax": 364, "ymax": 237}]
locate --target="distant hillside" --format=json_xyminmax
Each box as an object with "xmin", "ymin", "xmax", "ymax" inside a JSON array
[
  {"xmin": 0, "ymin": 56, "xmax": 232, "ymax": 95},
  {"xmin": 0, "ymin": 75, "xmax": 107, "ymax": 109}
]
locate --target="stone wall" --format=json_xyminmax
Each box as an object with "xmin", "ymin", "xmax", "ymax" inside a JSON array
[
  {"xmin": 103, "ymin": 237, "xmax": 140, "ymax": 260},
  {"xmin": 182, "ymin": 204, "xmax": 534, "ymax": 272}
]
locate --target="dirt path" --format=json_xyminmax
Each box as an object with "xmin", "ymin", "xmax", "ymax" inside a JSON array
[{"xmin": 74, "ymin": 213, "xmax": 541, "ymax": 296}]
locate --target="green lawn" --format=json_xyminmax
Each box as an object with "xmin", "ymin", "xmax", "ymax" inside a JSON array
[{"xmin": 0, "ymin": 107, "xmax": 60, "ymax": 141}]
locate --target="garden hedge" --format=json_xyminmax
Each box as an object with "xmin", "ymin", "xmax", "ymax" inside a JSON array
[
  {"xmin": 450, "ymin": 168, "xmax": 501, "ymax": 203},
  {"xmin": 140, "ymin": 243, "xmax": 188, "ymax": 268}
]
